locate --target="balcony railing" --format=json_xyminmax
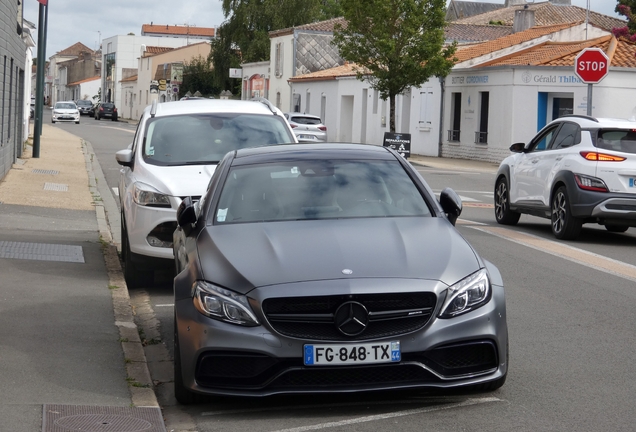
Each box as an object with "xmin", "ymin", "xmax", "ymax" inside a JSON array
[
  {"xmin": 475, "ymin": 131, "xmax": 488, "ymax": 144},
  {"xmin": 447, "ymin": 130, "xmax": 460, "ymax": 142}
]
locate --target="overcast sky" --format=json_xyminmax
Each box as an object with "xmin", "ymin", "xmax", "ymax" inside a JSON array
[{"xmin": 24, "ymin": 0, "xmax": 622, "ymax": 59}]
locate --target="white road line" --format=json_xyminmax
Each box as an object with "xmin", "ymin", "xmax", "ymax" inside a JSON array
[
  {"xmin": 96, "ymin": 125, "xmax": 135, "ymax": 133},
  {"xmin": 457, "ymin": 218, "xmax": 488, "ymax": 226},
  {"xmin": 201, "ymin": 396, "xmax": 498, "ymax": 417},
  {"xmin": 154, "ymin": 304, "xmax": 174, "ymax": 307},
  {"xmin": 112, "ymin": 187, "xmax": 119, "ymax": 197},
  {"xmin": 471, "ymin": 225, "xmax": 636, "ymax": 283},
  {"xmin": 268, "ymin": 397, "xmax": 501, "ymax": 432}
]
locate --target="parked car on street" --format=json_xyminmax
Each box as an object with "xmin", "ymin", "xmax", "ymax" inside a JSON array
[
  {"xmin": 115, "ymin": 98, "xmax": 297, "ymax": 288},
  {"xmin": 284, "ymin": 112, "xmax": 327, "ymax": 142},
  {"xmin": 172, "ymin": 143, "xmax": 508, "ymax": 404},
  {"xmin": 51, "ymin": 101, "xmax": 80, "ymax": 124},
  {"xmin": 494, "ymin": 115, "xmax": 636, "ymax": 239},
  {"xmin": 95, "ymin": 102, "xmax": 118, "ymax": 121},
  {"xmin": 76, "ymin": 99, "xmax": 94, "ymax": 116}
]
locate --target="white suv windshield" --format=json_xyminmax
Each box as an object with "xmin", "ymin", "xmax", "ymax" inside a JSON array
[
  {"xmin": 214, "ymin": 160, "xmax": 432, "ymax": 224},
  {"xmin": 143, "ymin": 113, "xmax": 294, "ymax": 166}
]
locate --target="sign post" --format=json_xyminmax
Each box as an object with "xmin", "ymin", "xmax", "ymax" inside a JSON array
[{"xmin": 574, "ymin": 48, "xmax": 609, "ymax": 116}]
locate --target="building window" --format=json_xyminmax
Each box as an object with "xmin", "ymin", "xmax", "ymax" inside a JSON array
[
  {"xmin": 275, "ymin": 42, "xmax": 284, "ymax": 77},
  {"xmin": 305, "ymin": 90, "xmax": 310, "ymax": 113},
  {"xmin": 146, "ymin": 90, "xmax": 148, "ymax": 104},
  {"xmin": 373, "ymin": 89, "xmax": 379, "ymax": 114},
  {"xmin": 419, "ymin": 87, "xmax": 433, "ymax": 128},
  {"xmin": 2, "ymin": 56, "xmax": 6, "ymax": 143},
  {"xmin": 448, "ymin": 92, "xmax": 461, "ymax": 142},
  {"xmin": 321, "ymin": 94, "xmax": 326, "ymax": 126},
  {"xmin": 276, "ymin": 92, "xmax": 281, "ymax": 109},
  {"xmin": 293, "ymin": 93, "xmax": 301, "ymax": 113},
  {"xmin": 475, "ymin": 91, "xmax": 489, "ymax": 144},
  {"xmin": 8, "ymin": 59, "xmax": 14, "ymax": 139}
]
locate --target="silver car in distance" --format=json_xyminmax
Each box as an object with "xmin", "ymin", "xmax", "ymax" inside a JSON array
[{"xmin": 172, "ymin": 143, "xmax": 508, "ymax": 404}]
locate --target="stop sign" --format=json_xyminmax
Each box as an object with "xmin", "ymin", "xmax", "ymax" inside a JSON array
[{"xmin": 575, "ymin": 48, "xmax": 609, "ymax": 84}]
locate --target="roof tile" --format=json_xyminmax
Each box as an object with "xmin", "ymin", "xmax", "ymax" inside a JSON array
[{"xmin": 141, "ymin": 24, "xmax": 216, "ymax": 37}]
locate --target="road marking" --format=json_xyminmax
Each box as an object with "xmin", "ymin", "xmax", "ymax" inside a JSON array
[
  {"xmin": 154, "ymin": 304, "xmax": 174, "ymax": 307},
  {"xmin": 464, "ymin": 202, "xmax": 494, "ymax": 209},
  {"xmin": 112, "ymin": 187, "xmax": 119, "ymax": 197},
  {"xmin": 202, "ymin": 396, "xmax": 499, "ymax": 417},
  {"xmin": 96, "ymin": 125, "xmax": 135, "ymax": 133},
  {"xmin": 471, "ymin": 225, "xmax": 636, "ymax": 283},
  {"xmin": 266, "ymin": 397, "xmax": 501, "ymax": 432},
  {"xmin": 457, "ymin": 218, "xmax": 487, "ymax": 226}
]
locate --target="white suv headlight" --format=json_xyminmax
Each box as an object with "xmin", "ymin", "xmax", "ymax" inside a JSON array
[
  {"xmin": 193, "ymin": 282, "xmax": 259, "ymax": 326},
  {"xmin": 439, "ymin": 269, "xmax": 491, "ymax": 318},
  {"xmin": 132, "ymin": 183, "xmax": 171, "ymax": 207}
]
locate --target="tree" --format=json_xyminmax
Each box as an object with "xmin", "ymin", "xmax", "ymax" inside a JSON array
[
  {"xmin": 332, "ymin": 0, "xmax": 456, "ymax": 132},
  {"xmin": 212, "ymin": 0, "xmax": 343, "ymax": 90},
  {"xmin": 209, "ymin": 32, "xmax": 242, "ymax": 96},
  {"xmin": 180, "ymin": 56, "xmax": 217, "ymax": 98},
  {"xmin": 613, "ymin": 0, "xmax": 636, "ymax": 41}
]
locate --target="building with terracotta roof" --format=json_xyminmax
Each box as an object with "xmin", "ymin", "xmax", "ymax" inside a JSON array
[
  {"xmin": 46, "ymin": 42, "xmax": 94, "ymax": 105},
  {"xmin": 141, "ymin": 24, "xmax": 216, "ymax": 42}
]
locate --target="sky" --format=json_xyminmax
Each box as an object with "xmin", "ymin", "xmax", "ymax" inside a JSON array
[{"xmin": 24, "ymin": 0, "xmax": 622, "ymax": 59}]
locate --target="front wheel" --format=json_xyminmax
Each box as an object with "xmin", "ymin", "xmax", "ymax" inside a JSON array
[
  {"xmin": 494, "ymin": 178, "xmax": 520, "ymax": 225},
  {"xmin": 551, "ymin": 186, "xmax": 582, "ymax": 240},
  {"xmin": 121, "ymin": 215, "xmax": 153, "ymax": 288}
]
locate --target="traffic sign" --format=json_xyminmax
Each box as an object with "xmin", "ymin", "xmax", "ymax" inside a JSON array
[{"xmin": 574, "ymin": 48, "xmax": 609, "ymax": 84}]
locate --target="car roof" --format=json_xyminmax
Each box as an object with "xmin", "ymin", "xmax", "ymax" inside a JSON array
[
  {"xmin": 552, "ymin": 115, "xmax": 636, "ymax": 129},
  {"xmin": 145, "ymin": 99, "xmax": 279, "ymax": 118},
  {"xmin": 285, "ymin": 112, "xmax": 321, "ymax": 118},
  {"xmin": 231, "ymin": 143, "xmax": 397, "ymax": 166}
]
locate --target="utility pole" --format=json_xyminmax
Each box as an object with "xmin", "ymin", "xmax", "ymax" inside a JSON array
[{"xmin": 33, "ymin": 0, "xmax": 49, "ymax": 158}]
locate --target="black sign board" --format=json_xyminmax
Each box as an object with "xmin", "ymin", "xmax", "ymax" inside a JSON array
[{"xmin": 383, "ymin": 132, "xmax": 411, "ymax": 158}]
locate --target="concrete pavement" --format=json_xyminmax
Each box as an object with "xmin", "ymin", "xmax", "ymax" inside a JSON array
[
  {"xmin": 0, "ymin": 125, "xmax": 164, "ymax": 431},
  {"xmin": 0, "ymin": 123, "xmax": 499, "ymax": 430}
]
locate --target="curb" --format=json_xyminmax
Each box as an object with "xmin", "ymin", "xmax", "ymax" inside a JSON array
[{"xmin": 82, "ymin": 139, "xmax": 160, "ymax": 408}]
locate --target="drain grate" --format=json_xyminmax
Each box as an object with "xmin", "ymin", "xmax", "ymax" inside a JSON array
[
  {"xmin": 44, "ymin": 182, "xmax": 69, "ymax": 192},
  {"xmin": 0, "ymin": 241, "xmax": 85, "ymax": 263},
  {"xmin": 43, "ymin": 405, "xmax": 166, "ymax": 432},
  {"xmin": 33, "ymin": 169, "xmax": 60, "ymax": 175}
]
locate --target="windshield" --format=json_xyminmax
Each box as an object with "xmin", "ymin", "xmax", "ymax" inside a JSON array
[
  {"xmin": 143, "ymin": 113, "xmax": 295, "ymax": 166},
  {"xmin": 55, "ymin": 103, "xmax": 76, "ymax": 109},
  {"xmin": 595, "ymin": 129, "xmax": 636, "ymax": 154},
  {"xmin": 77, "ymin": 100, "xmax": 92, "ymax": 106},
  {"xmin": 214, "ymin": 160, "xmax": 432, "ymax": 224}
]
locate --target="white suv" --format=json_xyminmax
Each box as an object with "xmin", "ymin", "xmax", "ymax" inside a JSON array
[
  {"xmin": 494, "ymin": 115, "xmax": 636, "ymax": 240},
  {"xmin": 116, "ymin": 98, "xmax": 297, "ymax": 287}
]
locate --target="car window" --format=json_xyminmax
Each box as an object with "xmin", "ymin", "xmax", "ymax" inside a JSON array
[
  {"xmin": 550, "ymin": 122, "xmax": 580, "ymax": 150},
  {"xmin": 102, "ymin": 103, "xmax": 114, "ymax": 109},
  {"xmin": 530, "ymin": 125, "xmax": 558, "ymax": 152},
  {"xmin": 55, "ymin": 103, "xmax": 76, "ymax": 109},
  {"xmin": 596, "ymin": 129, "xmax": 636, "ymax": 154},
  {"xmin": 77, "ymin": 100, "xmax": 92, "ymax": 106},
  {"xmin": 214, "ymin": 160, "xmax": 432, "ymax": 224},
  {"xmin": 142, "ymin": 113, "xmax": 295, "ymax": 166},
  {"xmin": 291, "ymin": 116, "xmax": 322, "ymax": 125}
]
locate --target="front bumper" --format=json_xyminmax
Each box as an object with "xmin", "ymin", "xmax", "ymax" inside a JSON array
[
  {"xmin": 125, "ymin": 201, "xmax": 178, "ymax": 260},
  {"xmin": 175, "ymin": 280, "xmax": 508, "ymax": 397},
  {"xmin": 52, "ymin": 113, "xmax": 79, "ymax": 122}
]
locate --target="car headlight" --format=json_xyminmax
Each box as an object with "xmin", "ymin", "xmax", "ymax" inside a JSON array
[
  {"xmin": 439, "ymin": 269, "xmax": 491, "ymax": 318},
  {"xmin": 193, "ymin": 281, "xmax": 259, "ymax": 326},
  {"xmin": 132, "ymin": 183, "xmax": 171, "ymax": 207}
]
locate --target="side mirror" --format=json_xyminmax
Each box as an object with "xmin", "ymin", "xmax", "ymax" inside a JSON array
[
  {"xmin": 115, "ymin": 148, "xmax": 133, "ymax": 167},
  {"xmin": 439, "ymin": 187, "xmax": 462, "ymax": 226},
  {"xmin": 177, "ymin": 196, "xmax": 197, "ymax": 234},
  {"xmin": 509, "ymin": 142, "xmax": 525, "ymax": 153}
]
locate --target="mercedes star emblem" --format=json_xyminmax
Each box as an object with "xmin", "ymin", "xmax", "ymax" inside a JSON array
[{"xmin": 334, "ymin": 301, "xmax": 369, "ymax": 336}]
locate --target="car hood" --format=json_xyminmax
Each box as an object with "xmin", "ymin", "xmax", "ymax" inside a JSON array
[
  {"xmin": 139, "ymin": 164, "xmax": 217, "ymax": 197},
  {"xmin": 196, "ymin": 217, "xmax": 481, "ymax": 294}
]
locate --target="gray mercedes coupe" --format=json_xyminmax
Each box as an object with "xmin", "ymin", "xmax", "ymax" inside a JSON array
[{"xmin": 172, "ymin": 143, "xmax": 508, "ymax": 404}]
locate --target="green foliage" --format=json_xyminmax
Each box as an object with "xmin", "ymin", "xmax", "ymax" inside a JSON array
[
  {"xmin": 211, "ymin": 0, "xmax": 343, "ymax": 93},
  {"xmin": 332, "ymin": 0, "xmax": 456, "ymax": 132},
  {"xmin": 488, "ymin": 20, "xmax": 506, "ymax": 26},
  {"xmin": 180, "ymin": 55, "xmax": 218, "ymax": 98}
]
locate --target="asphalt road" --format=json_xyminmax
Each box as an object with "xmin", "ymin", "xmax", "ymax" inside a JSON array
[{"xmin": 51, "ymin": 115, "xmax": 636, "ymax": 431}]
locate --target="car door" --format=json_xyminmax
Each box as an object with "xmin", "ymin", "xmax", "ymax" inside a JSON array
[
  {"xmin": 541, "ymin": 122, "xmax": 581, "ymax": 205},
  {"xmin": 510, "ymin": 123, "xmax": 560, "ymax": 206}
]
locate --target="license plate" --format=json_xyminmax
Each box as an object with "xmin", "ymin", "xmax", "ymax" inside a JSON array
[
  {"xmin": 299, "ymin": 134, "xmax": 314, "ymax": 139},
  {"xmin": 630, "ymin": 178, "xmax": 635, "ymax": 188},
  {"xmin": 304, "ymin": 341, "xmax": 401, "ymax": 366}
]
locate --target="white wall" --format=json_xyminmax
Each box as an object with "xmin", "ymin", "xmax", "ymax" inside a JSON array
[{"xmin": 269, "ymin": 33, "xmax": 295, "ymax": 112}]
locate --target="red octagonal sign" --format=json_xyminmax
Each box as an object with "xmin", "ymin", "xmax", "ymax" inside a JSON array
[{"xmin": 575, "ymin": 48, "xmax": 610, "ymax": 84}]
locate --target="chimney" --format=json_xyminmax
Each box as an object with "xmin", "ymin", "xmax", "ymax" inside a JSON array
[
  {"xmin": 513, "ymin": 6, "xmax": 535, "ymax": 33},
  {"xmin": 505, "ymin": 0, "xmax": 526, "ymax": 7}
]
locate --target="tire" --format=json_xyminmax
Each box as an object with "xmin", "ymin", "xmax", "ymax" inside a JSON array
[
  {"xmin": 51, "ymin": 120, "xmax": 55, "ymax": 124},
  {"xmin": 551, "ymin": 186, "xmax": 582, "ymax": 240},
  {"xmin": 605, "ymin": 225, "xmax": 629, "ymax": 233},
  {"xmin": 494, "ymin": 177, "xmax": 520, "ymax": 225},
  {"xmin": 112, "ymin": 117, "xmax": 117, "ymax": 122},
  {"xmin": 75, "ymin": 121, "xmax": 80, "ymax": 124},
  {"xmin": 174, "ymin": 314, "xmax": 208, "ymax": 405},
  {"xmin": 121, "ymin": 214, "xmax": 153, "ymax": 288}
]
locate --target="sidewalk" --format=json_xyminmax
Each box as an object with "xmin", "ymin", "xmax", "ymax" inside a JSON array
[{"xmin": 0, "ymin": 125, "xmax": 164, "ymax": 431}]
